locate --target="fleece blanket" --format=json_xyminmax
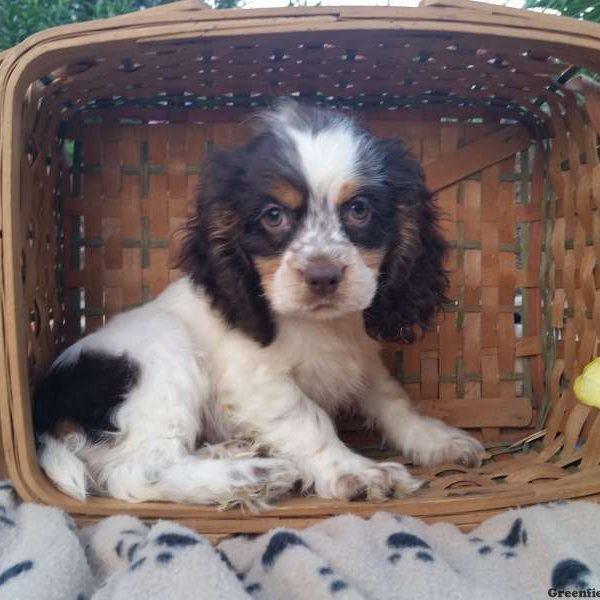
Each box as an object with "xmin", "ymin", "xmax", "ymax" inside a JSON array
[{"xmin": 0, "ymin": 482, "xmax": 598, "ymax": 600}]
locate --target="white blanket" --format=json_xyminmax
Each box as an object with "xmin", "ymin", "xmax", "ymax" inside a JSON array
[{"xmin": 0, "ymin": 481, "xmax": 598, "ymax": 599}]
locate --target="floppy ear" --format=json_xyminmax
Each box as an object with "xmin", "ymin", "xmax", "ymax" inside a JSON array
[
  {"xmin": 364, "ymin": 139, "xmax": 449, "ymax": 343},
  {"xmin": 179, "ymin": 149, "xmax": 276, "ymax": 346}
]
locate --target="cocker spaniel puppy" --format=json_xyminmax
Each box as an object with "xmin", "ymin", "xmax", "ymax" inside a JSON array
[{"xmin": 33, "ymin": 102, "xmax": 484, "ymax": 507}]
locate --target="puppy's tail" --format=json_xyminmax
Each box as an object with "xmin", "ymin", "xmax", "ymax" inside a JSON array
[{"xmin": 37, "ymin": 433, "xmax": 90, "ymax": 501}]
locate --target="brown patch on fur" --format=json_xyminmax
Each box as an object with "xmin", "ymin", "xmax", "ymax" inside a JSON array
[
  {"xmin": 335, "ymin": 181, "xmax": 361, "ymax": 206},
  {"xmin": 272, "ymin": 180, "xmax": 303, "ymax": 210},
  {"xmin": 360, "ymin": 248, "xmax": 385, "ymax": 271},
  {"xmin": 53, "ymin": 420, "xmax": 84, "ymax": 439},
  {"xmin": 208, "ymin": 209, "xmax": 238, "ymax": 243},
  {"xmin": 255, "ymin": 256, "xmax": 283, "ymax": 297},
  {"xmin": 395, "ymin": 206, "xmax": 422, "ymax": 263}
]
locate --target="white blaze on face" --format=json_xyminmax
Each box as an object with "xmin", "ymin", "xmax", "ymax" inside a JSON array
[
  {"xmin": 284, "ymin": 122, "xmax": 362, "ymax": 268},
  {"xmin": 287, "ymin": 123, "xmax": 361, "ymax": 208}
]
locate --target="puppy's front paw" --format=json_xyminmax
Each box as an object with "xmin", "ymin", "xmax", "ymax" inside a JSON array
[
  {"xmin": 403, "ymin": 418, "xmax": 484, "ymax": 468},
  {"xmin": 316, "ymin": 459, "xmax": 423, "ymax": 501},
  {"xmin": 221, "ymin": 457, "xmax": 300, "ymax": 510}
]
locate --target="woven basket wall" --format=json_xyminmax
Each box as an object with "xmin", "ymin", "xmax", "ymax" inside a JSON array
[{"xmin": 1, "ymin": 0, "xmax": 600, "ymax": 539}]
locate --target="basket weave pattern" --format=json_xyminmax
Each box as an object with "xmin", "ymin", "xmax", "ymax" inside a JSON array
[{"xmin": 1, "ymin": 0, "xmax": 600, "ymax": 537}]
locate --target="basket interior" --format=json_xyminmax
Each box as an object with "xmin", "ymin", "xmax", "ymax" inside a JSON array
[
  {"xmin": 5, "ymin": 3, "xmax": 600, "ymax": 533},
  {"xmin": 52, "ymin": 114, "xmax": 542, "ymax": 452}
]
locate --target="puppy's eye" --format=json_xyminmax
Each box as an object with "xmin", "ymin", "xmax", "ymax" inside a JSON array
[
  {"xmin": 344, "ymin": 197, "xmax": 371, "ymax": 226},
  {"xmin": 261, "ymin": 204, "xmax": 290, "ymax": 232}
]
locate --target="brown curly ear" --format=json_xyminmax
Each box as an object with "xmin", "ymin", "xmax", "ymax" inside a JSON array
[
  {"xmin": 179, "ymin": 148, "xmax": 276, "ymax": 346},
  {"xmin": 364, "ymin": 139, "xmax": 449, "ymax": 343}
]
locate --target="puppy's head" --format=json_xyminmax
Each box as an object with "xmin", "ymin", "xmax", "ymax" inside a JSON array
[{"xmin": 181, "ymin": 101, "xmax": 448, "ymax": 346}]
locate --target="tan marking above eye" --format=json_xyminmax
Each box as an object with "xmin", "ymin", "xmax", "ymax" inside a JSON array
[
  {"xmin": 335, "ymin": 181, "xmax": 362, "ymax": 207},
  {"xmin": 271, "ymin": 180, "xmax": 303, "ymax": 210}
]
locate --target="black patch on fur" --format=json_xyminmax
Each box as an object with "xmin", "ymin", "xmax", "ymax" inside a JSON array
[
  {"xmin": 155, "ymin": 533, "xmax": 199, "ymax": 548},
  {"xmin": 0, "ymin": 516, "xmax": 14, "ymax": 527},
  {"xmin": 478, "ymin": 546, "xmax": 492, "ymax": 555},
  {"xmin": 121, "ymin": 529, "xmax": 143, "ymax": 536},
  {"xmin": 0, "ymin": 483, "xmax": 13, "ymax": 491},
  {"xmin": 503, "ymin": 552, "xmax": 516, "ymax": 559},
  {"xmin": 500, "ymin": 518, "xmax": 527, "ymax": 548},
  {"xmin": 469, "ymin": 537, "xmax": 483, "ymax": 543},
  {"xmin": 115, "ymin": 540, "xmax": 123, "ymax": 558},
  {"xmin": 156, "ymin": 552, "xmax": 173, "ymax": 564},
  {"xmin": 32, "ymin": 350, "xmax": 140, "ymax": 437},
  {"xmin": 0, "ymin": 561, "xmax": 33, "ymax": 586},
  {"xmin": 330, "ymin": 580, "xmax": 348, "ymax": 593},
  {"xmin": 246, "ymin": 583, "xmax": 262, "ymax": 594},
  {"xmin": 388, "ymin": 553, "xmax": 401, "ymax": 564},
  {"xmin": 552, "ymin": 559, "xmax": 591, "ymax": 590},
  {"xmin": 363, "ymin": 138, "xmax": 449, "ymax": 343},
  {"xmin": 262, "ymin": 531, "xmax": 307, "ymax": 569},
  {"xmin": 387, "ymin": 532, "xmax": 431, "ymax": 550},
  {"xmin": 319, "ymin": 566, "xmax": 333, "ymax": 576}
]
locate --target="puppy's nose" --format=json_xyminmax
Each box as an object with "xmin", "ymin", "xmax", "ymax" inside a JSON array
[{"xmin": 304, "ymin": 263, "xmax": 342, "ymax": 296}]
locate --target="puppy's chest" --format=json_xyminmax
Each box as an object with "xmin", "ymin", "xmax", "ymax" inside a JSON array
[
  {"xmin": 274, "ymin": 326, "xmax": 374, "ymax": 411},
  {"xmin": 293, "ymin": 357, "xmax": 366, "ymax": 410}
]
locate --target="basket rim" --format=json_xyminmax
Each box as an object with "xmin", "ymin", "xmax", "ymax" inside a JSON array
[{"xmin": 3, "ymin": 0, "xmax": 600, "ymax": 66}]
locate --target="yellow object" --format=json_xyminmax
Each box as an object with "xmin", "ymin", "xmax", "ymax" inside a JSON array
[{"xmin": 574, "ymin": 358, "xmax": 600, "ymax": 408}]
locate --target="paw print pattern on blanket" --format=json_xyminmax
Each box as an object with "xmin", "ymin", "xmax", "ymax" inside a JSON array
[
  {"xmin": 469, "ymin": 517, "xmax": 528, "ymax": 559},
  {"xmin": 259, "ymin": 531, "xmax": 352, "ymax": 596},
  {"xmin": 127, "ymin": 530, "xmax": 202, "ymax": 572},
  {"xmin": 0, "ymin": 561, "xmax": 34, "ymax": 587},
  {"xmin": 0, "ymin": 482, "xmax": 95, "ymax": 600},
  {"xmin": 552, "ymin": 559, "xmax": 593, "ymax": 591},
  {"xmin": 1, "ymin": 480, "xmax": 600, "ymax": 600},
  {"xmin": 386, "ymin": 532, "xmax": 435, "ymax": 564},
  {"xmin": 90, "ymin": 519, "xmax": 245, "ymax": 600},
  {"xmin": 220, "ymin": 528, "xmax": 360, "ymax": 599}
]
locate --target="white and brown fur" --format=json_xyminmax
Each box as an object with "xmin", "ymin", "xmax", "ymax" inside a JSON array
[{"xmin": 33, "ymin": 101, "xmax": 484, "ymax": 507}]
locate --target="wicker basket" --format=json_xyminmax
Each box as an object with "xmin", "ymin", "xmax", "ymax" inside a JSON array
[{"xmin": 1, "ymin": 0, "xmax": 600, "ymax": 539}]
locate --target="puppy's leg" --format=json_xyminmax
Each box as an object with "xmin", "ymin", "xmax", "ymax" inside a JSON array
[
  {"xmin": 89, "ymin": 356, "xmax": 299, "ymax": 508},
  {"xmin": 228, "ymin": 376, "xmax": 422, "ymax": 501},
  {"xmin": 98, "ymin": 443, "xmax": 299, "ymax": 509},
  {"xmin": 38, "ymin": 313, "xmax": 298, "ymax": 507},
  {"xmin": 358, "ymin": 362, "xmax": 484, "ymax": 468}
]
